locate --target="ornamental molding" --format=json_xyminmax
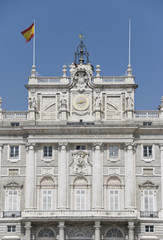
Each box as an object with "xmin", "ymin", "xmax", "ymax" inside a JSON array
[
  {"xmin": 139, "ymin": 180, "xmax": 158, "ymax": 190},
  {"xmin": 70, "ymin": 150, "xmax": 92, "ymax": 175},
  {"xmin": 4, "ymin": 180, "xmax": 23, "ymax": 190}
]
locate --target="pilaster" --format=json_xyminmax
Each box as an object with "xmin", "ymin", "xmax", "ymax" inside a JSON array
[
  {"xmin": 25, "ymin": 144, "xmax": 36, "ymax": 209},
  {"xmin": 58, "ymin": 222, "xmax": 65, "ymax": 240},
  {"xmin": 94, "ymin": 222, "xmax": 101, "ymax": 240},
  {"xmin": 125, "ymin": 143, "xmax": 136, "ymax": 209},
  {"xmin": 92, "ymin": 143, "xmax": 103, "ymax": 209},
  {"xmin": 160, "ymin": 145, "xmax": 163, "ymax": 213},
  {"xmin": 25, "ymin": 222, "xmax": 32, "ymax": 240},
  {"xmin": 58, "ymin": 143, "xmax": 68, "ymax": 209},
  {"xmin": 128, "ymin": 222, "xmax": 135, "ymax": 240}
]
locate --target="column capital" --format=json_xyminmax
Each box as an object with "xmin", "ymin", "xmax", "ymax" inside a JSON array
[
  {"xmin": 58, "ymin": 142, "xmax": 68, "ymax": 150},
  {"xmin": 159, "ymin": 144, "xmax": 163, "ymax": 151},
  {"xmin": 94, "ymin": 221, "xmax": 101, "ymax": 228},
  {"xmin": 0, "ymin": 144, "xmax": 3, "ymax": 151},
  {"xmin": 25, "ymin": 143, "xmax": 36, "ymax": 151},
  {"xmin": 93, "ymin": 142, "xmax": 102, "ymax": 150},
  {"xmin": 58, "ymin": 221, "xmax": 65, "ymax": 228},
  {"xmin": 124, "ymin": 143, "xmax": 136, "ymax": 152},
  {"xmin": 25, "ymin": 221, "xmax": 31, "ymax": 230}
]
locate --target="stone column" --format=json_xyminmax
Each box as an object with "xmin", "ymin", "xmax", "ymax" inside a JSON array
[
  {"xmin": 58, "ymin": 143, "xmax": 68, "ymax": 209},
  {"xmin": 94, "ymin": 222, "xmax": 101, "ymax": 240},
  {"xmin": 125, "ymin": 143, "xmax": 136, "ymax": 209},
  {"xmin": 58, "ymin": 222, "xmax": 65, "ymax": 240},
  {"xmin": 92, "ymin": 143, "xmax": 103, "ymax": 209},
  {"xmin": 25, "ymin": 144, "xmax": 36, "ymax": 209},
  {"xmin": 0, "ymin": 145, "xmax": 3, "ymax": 178},
  {"xmin": 25, "ymin": 222, "xmax": 31, "ymax": 240},
  {"xmin": 128, "ymin": 222, "xmax": 135, "ymax": 240},
  {"xmin": 160, "ymin": 145, "xmax": 163, "ymax": 211}
]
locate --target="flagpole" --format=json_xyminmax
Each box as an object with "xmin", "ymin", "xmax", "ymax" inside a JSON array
[
  {"xmin": 33, "ymin": 19, "xmax": 35, "ymax": 66},
  {"xmin": 129, "ymin": 18, "xmax": 131, "ymax": 66}
]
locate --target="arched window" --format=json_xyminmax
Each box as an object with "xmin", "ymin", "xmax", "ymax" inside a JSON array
[
  {"xmin": 105, "ymin": 228, "xmax": 124, "ymax": 239},
  {"xmin": 105, "ymin": 176, "xmax": 124, "ymax": 210},
  {"xmin": 37, "ymin": 228, "xmax": 56, "ymax": 239},
  {"xmin": 39, "ymin": 176, "xmax": 56, "ymax": 210},
  {"xmin": 71, "ymin": 176, "xmax": 90, "ymax": 210}
]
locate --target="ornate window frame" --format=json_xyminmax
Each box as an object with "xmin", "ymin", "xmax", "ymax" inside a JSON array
[
  {"xmin": 8, "ymin": 145, "xmax": 21, "ymax": 163},
  {"xmin": 42, "ymin": 145, "xmax": 54, "ymax": 162},
  {"xmin": 141, "ymin": 144, "xmax": 155, "ymax": 162}
]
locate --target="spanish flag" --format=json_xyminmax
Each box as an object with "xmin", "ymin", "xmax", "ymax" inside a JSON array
[{"xmin": 21, "ymin": 23, "xmax": 34, "ymax": 43}]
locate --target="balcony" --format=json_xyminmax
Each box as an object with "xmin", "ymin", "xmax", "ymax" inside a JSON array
[
  {"xmin": 3, "ymin": 211, "xmax": 21, "ymax": 218},
  {"xmin": 140, "ymin": 211, "xmax": 158, "ymax": 218},
  {"xmin": 22, "ymin": 210, "xmax": 137, "ymax": 219}
]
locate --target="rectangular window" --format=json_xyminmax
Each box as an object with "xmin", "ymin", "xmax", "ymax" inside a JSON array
[
  {"xmin": 10, "ymin": 146, "xmax": 19, "ymax": 158},
  {"xmin": 7, "ymin": 190, "xmax": 18, "ymax": 211},
  {"xmin": 42, "ymin": 189, "xmax": 52, "ymax": 210},
  {"xmin": 109, "ymin": 146, "xmax": 119, "ymax": 158},
  {"xmin": 75, "ymin": 189, "xmax": 86, "ymax": 210},
  {"xmin": 76, "ymin": 145, "xmax": 86, "ymax": 150},
  {"xmin": 109, "ymin": 189, "xmax": 119, "ymax": 210},
  {"xmin": 11, "ymin": 122, "xmax": 19, "ymax": 127},
  {"xmin": 145, "ymin": 225, "xmax": 154, "ymax": 232},
  {"xmin": 43, "ymin": 146, "xmax": 52, "ymax": 158},
  {"xmin": 144, "ymin": 190, "xmax": 154, "ymax": 211},
  {"xmin": 143, "ymin": 145, "xmax": 152, "ymax": 158},
  {"xmin": 7, "ymin": 225, "xmax": 16, "ymax": 232}
]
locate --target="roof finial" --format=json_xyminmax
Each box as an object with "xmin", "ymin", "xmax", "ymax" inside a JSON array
[{"xmin": 74, "ymin": 34, "xmax": 90, "ymax": 64}]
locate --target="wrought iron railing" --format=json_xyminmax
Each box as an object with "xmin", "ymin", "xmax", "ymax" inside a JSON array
[
  {"xmin": 140, "ymin": 211, "xmax": 158, "ymax": 218},
  {"xmin": 3, "ymin": 211, "xmax": 21, "ymax": 218}
]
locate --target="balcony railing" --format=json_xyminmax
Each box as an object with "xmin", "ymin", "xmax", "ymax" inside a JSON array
[
  {"xmin": 22, "ymin": 210, "xmax": 137, "ymax": 218},
  {"xmin": 3, "ymin": 211, "xmax": 21, "ymax": 218},
  {"xmin": 134, "ymin": 111, "xmax": 159, "ymax": 119},
  {"xmin": 140, "ymin": 211, "xmax": 158, "ymax": 218}
]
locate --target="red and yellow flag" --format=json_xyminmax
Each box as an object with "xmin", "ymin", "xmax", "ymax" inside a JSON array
[{"xmin": 21, "ymin": 23, "xmax": 34, "ymax": 43}]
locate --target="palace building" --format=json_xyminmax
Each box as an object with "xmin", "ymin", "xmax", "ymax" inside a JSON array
[{"xmin": 0, "ymin": 38, "xmax": 163, "ymax": 240}]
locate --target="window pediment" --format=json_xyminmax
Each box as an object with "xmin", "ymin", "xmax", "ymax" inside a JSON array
[
  {"xmin": 139, "ymin": 180, "xmax": 158, "ymax": 190},
  {"xmin": 4, "ymin": 180, "xmax": 23, "ymax": 190}
]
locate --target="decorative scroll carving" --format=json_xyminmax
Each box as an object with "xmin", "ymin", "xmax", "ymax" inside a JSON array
[{"xmin": 70, "ymin": 151, "xmax": 91, "ymax": 175}]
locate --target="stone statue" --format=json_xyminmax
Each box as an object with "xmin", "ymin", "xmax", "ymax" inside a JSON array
[{"xmin": 29, "ymin": 97, "xmax": 37, "ymax": 110}]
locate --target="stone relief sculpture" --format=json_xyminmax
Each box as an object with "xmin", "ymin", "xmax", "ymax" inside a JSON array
[
  {"xmin": 29, "ymin": 97, "xmax": 37, "ymax": 110},
  {"xmin": 74, "ymin": 71, "xmax": 88, "ymax": 92},
  {"xmin": 60, "ymin": 95, "xmax": 67, "ymax": 109},
  {"xmin": 94, "ymin": 95, "xmax": 101, "ymax": 110},
  {"xmin": 42, "ymin": 96, "xmax": 56, "ymax": 119},
  {"xmin": 70, "ymin": 151, "xmax": 92, "ymax": 175}
]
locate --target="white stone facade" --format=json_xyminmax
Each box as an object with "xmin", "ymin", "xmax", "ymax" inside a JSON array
[{"xmin": 0, "ymin": 40, "xmax": 163, "ymax": 240}]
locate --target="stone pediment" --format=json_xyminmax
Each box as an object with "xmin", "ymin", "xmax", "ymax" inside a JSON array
[
  {"xmin": 139, "ymin": 180, "xmax": 158, "ymax": 190},
  {"xmin": 4, "ymin": 180, "xmax": 23, "ymax": 189}
]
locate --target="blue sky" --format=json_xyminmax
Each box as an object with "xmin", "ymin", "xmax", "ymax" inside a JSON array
[{"xmin": 0, "ymin": 0, "xmax": 163, "ymax": 111}]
